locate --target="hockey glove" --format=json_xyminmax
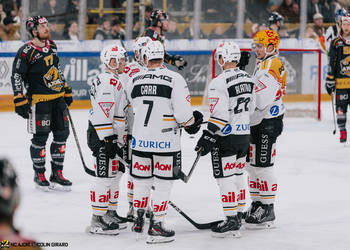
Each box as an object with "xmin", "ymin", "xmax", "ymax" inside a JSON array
[
  {"xmin": 64, "ymin": 86, "xmax": 73, "ymax": 107},
  {"xmin": 104, "ymin": 135, "xmax": 122, "ymax": 159},
  {"xmin": 173, "ymin": 55, "xmax": 187, "ymax": 70},
  {"xmin": 238, "ymin": 51, "xmax": 251, "ymax": 70},
  {"xmin": 325, "ymin": 78, "xmax": 335, "ymax": 95},
  {"xmin": 195, "ymin": 130, "xmax": 218, "ymax": 156},
  {"xmin": 13, "ymin": 94, "xmax": 31, "ymax": 119},
  {"xmin": 184, "ymin": 110, "xmax": 204, "ymax": 135}
]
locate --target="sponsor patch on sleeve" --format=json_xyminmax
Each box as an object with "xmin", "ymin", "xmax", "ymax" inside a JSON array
[
  {"xmin": 98, "ymin": 102, "xmax": 115, "ymax": 118},
  {"xmin": 208, "ymin": 97, "xmax": 219, "ymax": 113}
]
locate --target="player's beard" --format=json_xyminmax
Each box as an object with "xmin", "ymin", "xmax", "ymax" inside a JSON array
[{"xmin": 38, "ymin": 31, "xmax": 51, "ymax": 41}]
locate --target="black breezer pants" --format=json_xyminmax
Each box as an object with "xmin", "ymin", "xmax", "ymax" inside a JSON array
[
  {"xmin": 335, "ymin": 89, "xmax": 350, "ymax": 130},
  {"xmin": 87, "ymin": 121, "xmax": 125, "ymax": 178},
  {"xmin": 210, "ymin": 134, "xmax": 250, "ymax": 179},
  {"xmin": 29, "ymin": 97, "xmax": 70, "ymax": 173},
  {"xmin": 248, "ymin": 115, "xmax": 283, "ymax": 168}
]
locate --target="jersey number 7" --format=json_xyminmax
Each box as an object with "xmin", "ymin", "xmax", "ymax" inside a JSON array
[{"xmin": 143, "ymin": 100, "xmax": 153, "ymax": 126}]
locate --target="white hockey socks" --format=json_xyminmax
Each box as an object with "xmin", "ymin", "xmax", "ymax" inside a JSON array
[
  {"xmin": 127, "ymin": 174, "xmax": 134, "ymax": 204},
  {"xmin": 108, "ymin": 171, "xmax": 123, "ymax": 211},
  {"xmin": 133, "ymin": 177, "xmax": 153, "ymax": 212},
  {"xmin": 216, "ymin": 176, "xmax": 239, "ymax": 217},
  {"xmin": 151, "ymin": 178, "xmax": 174, "ymax": 222},
  {"xmin": 90, "ymin": 177, "xmax": 113, "ymax": 216}
]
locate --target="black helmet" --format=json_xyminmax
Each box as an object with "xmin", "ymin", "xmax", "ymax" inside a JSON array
[
  {"xmin": 0, "ymin": 159, "xmax": 19, "ymax": 217},
  {"xmin": 150, "ymin": 9, "xmax": 168, "ymax": 27},
  {"xmin": 26, "ymin": 16, "xmax": 48, "ymax": 37},
  {"xmin": 268, "ymin": 12, "xmax": 284, "ymax": 26}
]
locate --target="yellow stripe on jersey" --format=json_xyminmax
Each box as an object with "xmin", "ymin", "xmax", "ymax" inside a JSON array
[
  {"xmin": 223, "ymin": 207, "xmax": 238, "ymax": 211},
  {"xmin": 95, "ymin": 126, "xmax": 113, "ymax": 131},
  {"xmin": 92, "ymin": 207, "xmax": 108, "ymax": 211},
  {"xmin": 260, "ymin": 195, "xmax": 275, "ymax": 199},
  {"xmin": 208, "ymin": 118, "xmax": 226, "ymax": 126},
  {"xmin": 162, "ymin": 118, "xmax": 176, "ymax": 121}
]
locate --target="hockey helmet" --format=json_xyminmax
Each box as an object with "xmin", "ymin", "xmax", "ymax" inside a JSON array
[
  {"xmin": 0, "ymin": 159, "xmax": 19, "ymax": 217},
  {"xmin": 26, "ymin": 16, "xmax": 48, "ymax": 37},
  {"xmin": 133, "ymin": 36, "xmax": 152, "ymax": 62},
  {"xmin": 335, "ymin": 8, "xmax": 347, "ymax": 24},
  {"xmin": 268, "ymin": 12, "xmax": 284, "ymax": 26},
  {"xmin": 141, "ymin": 40, "xmax": 164, "ymax": 63},
  {"xmin": 341, "ymin": 13, "xmax": 350, "ymax": 25},
  {"xmin": 253, "ymin": 30, "xmax": 280, "ymax": 50},
  {"xmin": 100, "ymin": 44, "xmax": 127, "ymax": 70},
  {"xmin": 150, "ymin": 9, "xmax": 168, "ymax": 27},
  {"xmin": 215, "ymin": 41, "xmax": 241, "ymax": 67}
]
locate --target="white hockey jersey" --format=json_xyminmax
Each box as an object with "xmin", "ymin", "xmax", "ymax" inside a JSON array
[
  {"xmin": 126, "ymin": 66, "xmax": 194, "ymax": 153},
  {"xmin": 251, "ymin": 54, "xmax": 286, "ymax": 126},
  {"xmin": 325, "ymin": 25, "xmax": 339, "ymax": 52},
  {"xmin": 208, "ymin": 68, "xmax": 255, "ymax": 136},
  {"xmin": 120, "ymin": 61, "xmax": 144, "ymax": 134},
  {"xmin": 89, "ymin": 72, "xmax": 127, "ymax": 144}
]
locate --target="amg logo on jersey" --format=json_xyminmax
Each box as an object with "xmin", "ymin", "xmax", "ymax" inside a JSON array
[
  {"xmin": 226, "ymin": 73, "xmax": 250, "ymax": 83},
  {"xmin": 133, "ymin": 74, "xmax": 172, "ymax": 83}
]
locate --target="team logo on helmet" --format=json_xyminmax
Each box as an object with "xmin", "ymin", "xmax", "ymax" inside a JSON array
[{"xmin": 253, "ymin": 30, "xmax": 280, "ymax": 49}]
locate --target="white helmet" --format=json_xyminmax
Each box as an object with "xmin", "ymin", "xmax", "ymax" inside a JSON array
[
  {"xmin": 100, "ymin": 44, "xmax": 127, "ymax": 70},
  {"xmin": 216, "ymin": 41, "xmax": 241, "ymax": 67},
  {"xmin": 141, "ymin": 40, "xmax": 164, "ymax": 64},
  {"xmin": 133, "ymin": 36, "xmax": 152, "ymax": 62}
]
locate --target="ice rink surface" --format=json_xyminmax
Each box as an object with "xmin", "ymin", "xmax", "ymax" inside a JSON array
[{"xmin": 1, "ymin": 102, "xmax": 349, "ymax": 250}]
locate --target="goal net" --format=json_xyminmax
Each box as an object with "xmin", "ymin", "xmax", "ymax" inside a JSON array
[{"xmin": 203, "ymin": 48, "xmax": 322, "ymax": 120}]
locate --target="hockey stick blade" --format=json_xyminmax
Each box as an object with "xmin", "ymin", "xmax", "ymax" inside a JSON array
[
  {"xmin": 162, "ymin": 121, "xmax": 208, "ymax": 133},
  {"xmin": 67, "ymin": 109, "xmax": 96, "ymax": 177},
  {"xmin": 331, "ymin": 92, "xmax": 337, "ymax": 135},
  {"xmin": 169, "ymin": 201, "xmax": 222, "ymax": 230}
]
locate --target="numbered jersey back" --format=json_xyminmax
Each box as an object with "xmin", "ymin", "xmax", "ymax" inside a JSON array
[{"xmin": 128, "ymin": 67, "xmax": 193, "ymax": 152}]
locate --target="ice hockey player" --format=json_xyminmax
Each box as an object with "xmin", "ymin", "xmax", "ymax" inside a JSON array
[
  {"xmin": 245, "ymin": 30, "xmax": 286, "ymax": 228},
  {"xmin": 325, "ymin": 8, "xmax": 347, "ymax": 52},
  {"xmin": 87, "ymin": 44, "xmax": 129, "ymax": 235},
  {"xmin": 268, "ymin": 12, "xmax": 284, "ymax": 33},
  {"xmin": 195, "ymin": 41, "xmax": 254, "ymax": 238},
  {"xmin": 126, "ymin": 40, "xmax": 203, "ymax": 243},
  {"xmin": 143, "ymin": 9, "xmax": 187, "ymax": 70},
  {"xmin": 0, "ymin": 158, "xmax": 42, "ymax": 250},
  {"xmin": 120, "ymin": 36, "xmax": 151, "ymax": 221},
  {"xmin": 11, "ymin": 16, "xmax": 73, "ymax": 191},
  {"xmin": 326, "ymin": 13, "xmax": 350, "ymax": 143}
]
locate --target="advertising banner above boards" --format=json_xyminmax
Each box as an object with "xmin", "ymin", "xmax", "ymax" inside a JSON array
[{"xmin": 0, "ymin": 39, "xmax": 327, "ymax": 101}]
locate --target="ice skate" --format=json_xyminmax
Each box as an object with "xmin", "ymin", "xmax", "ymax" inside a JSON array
[
  {"xmin": 105, "ymin": 210, "xmax": 128, "ymax": 229},
  {"xmin": 49, "ymin": 169, "xmax": 72, "ymax": 191},
  {"xmin": 34, "ymin": 172, "xmax": 50, "ymax": 192},
  {"xmin": 88, "ymin": 214, "xmax": 119, "ymax": 235},
  {"xmin": 340, "ymin": 129, "xmax": 347, "ymax": 143},
  {"xmin": 132, "ymin": 209, "xmax": 145, "ymax": 233},
  {"xmin": 127, "ymin": 202, "xmax": 134, "ymax": 222},
  {"xmin": 245, "ymin": 204, "xmax": 276, "ymax": 229},
  {"xmin": 245, "ymin": 201, "xmax": 262, "ymax": 223},
  {"xmin": 146, "ymin": 214, "xmax": 175, "ymax": 244},
  {"xmin": 211, "ymin": 215, "xmax": 241, "ymax": 238}
]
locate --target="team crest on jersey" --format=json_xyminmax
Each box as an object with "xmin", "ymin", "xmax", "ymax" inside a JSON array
[
  {"xmin": 255, "ymin": 80, "xmax": 267, "ymax": 92},
  {"xmin": 208, "ymin": 98, "xmax": 219, "ymax": 113},
  {"xmin": 98, "ymin": 102, "xmax": 115, "ymax": 118},
  {"xmin": 340, "ymin": 56, "xmax": 350, "ymax": 76}
]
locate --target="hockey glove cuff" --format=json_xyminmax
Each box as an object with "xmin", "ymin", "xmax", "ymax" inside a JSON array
[
  {"xmin": 173, "ymin": 55, "xmax": 187, "ymax": 70},
  {"xmin": 13, "ymin": 94, "xmax": 30, "ymax": 119},
  {"xmin": 64, "ymin": 86, "xmax": 73, "ymax": 107},
  {"xmin": 185, "ymin": 110, "xmax": 204, "ymax": 135},
  {"xmin": 104, "ymin": 135, "xmax": 120, "ymax": 159},
  {"xmin": 195, "ymin": 130, "xmax": 218, "ymax": 156},
  {"xmin": 325, "ymin": 78, "xmax": 335, "ymax": 95}
]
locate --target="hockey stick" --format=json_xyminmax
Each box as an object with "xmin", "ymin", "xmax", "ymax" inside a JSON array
[
  {"xmin": 178, "ymin": 148, "xmax": 202, "ymax": 183},
  {"xmin": 161, "ymin": 121, "xmax": 208, "ymax": 133},
  {"xmin": 168, "ymin": 201, "xmax": 222, "ymax": 230},
  {"xmin": 331, "ymin": 92, "xmax": 337, "ymax": 135},
  {"xmin": 67, "ymin": 109, "xmax": 96, "ymax": 177}
]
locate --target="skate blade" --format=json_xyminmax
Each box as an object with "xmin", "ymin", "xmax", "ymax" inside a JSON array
[
  {"xmin": 244, "ymin": 221, "xmax": 275, "ymax": 230},
  {"xmin": 211, "ymin": 230, "xmax": 241, "ymax": 238},
  {"xmin": 35, "ymin": 184, "xmax": 50, "ymax": 192},
  {"xmin": 49, "ymin": 182, "xmax": 72, "ymax": 192},
  {"xmin": 146, "ymin": 235, "xmax": 175, "ymax": 244},
  {"xmin": 117, "ymin": 222, "xmax": 127, "ymax": 230},
  {"xmin": 86, "ymin": 226, "xmax": 119, "ymax": 235}
]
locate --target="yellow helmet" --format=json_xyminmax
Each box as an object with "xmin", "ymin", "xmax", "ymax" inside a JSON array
[{"xmin": 253, "ymin": 30, "xmax": 280, "ymax": 50}]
